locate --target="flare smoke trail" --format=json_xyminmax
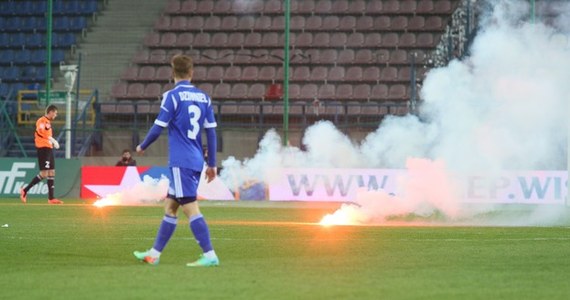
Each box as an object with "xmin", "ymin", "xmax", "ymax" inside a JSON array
[
  {"xmin": 220, "ymin": 0, "xmax": 570, "ymax": 225},
  {"xmin": 93, "ymin": 175, "xmax": 169, "ymax": 207}
]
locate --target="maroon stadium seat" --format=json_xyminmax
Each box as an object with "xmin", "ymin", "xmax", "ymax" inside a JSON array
[
  {"xmin": 311, "ymin": 66, "xmax": 328, "ymax": 82},
  {"xmin": 180, "ymin": 0, "xmax": 197, "ymax": 14},
  {"xmin": 305, "ymin": 15, "xmax": 323, "ymax": 31},
  {"xmin": 242, "ymin": 66, "xmax": 259, "ymax": 81},
  {"xmin": 370, "ymin": 84, "xmax": 388, "ymax": 100},
  {"xmin": 138, "ymin": 66, "xmax": 156, "ymax": 81},
  {"xmin": 127, "ymin": 83, "xmax": 145, "ymax": 99},
  {"xmin": 170, "ymin": 16, "xmax": 187, "ymax": 31},
  {"xmin": 121, "ymin": 66, "xmax": 139, "ymax": 81},
  {"xmin": 145, "ymin": 83, "xmax": 162, "ymax": 100},
  {"xmin": 110, "ymin": 82, "xmax": 128, "ymax": 99},
  {"xmin": 155, "ymin": 65, "xmax": 171, "ymax": 81},
  {"xmin": 164, "ymin": 0, "xmax": 181, "ymax": 14},
  {"xmin": 176, "ymin": 32, "xmax": 193, "ymax": 48},
  {"xmin": 231, "ymin": 83, "xmax": 249, "ymax": 99},
  {"xmin": 353, "ymin": 84, "xmax": 371, "ymax": 100},
  {"xmin": 248, "ymin": 83, "xmax": 265, "ymax": 99},
  {"xmin": 292, "ymin": 66, "xmax": 310, "ymax": 81},
  {"xmin": 322, "ymin": 15, "xmax": 339, "ymax": 30},
  {"xmin": 224, "ymin": 66, "xmax": 242, "ymax": 82},
  {"xmin": 315, "ymin": 0, "xmax": 332, "ymax": 13},
  {"xmin": 336, "ymin": 84, "xmax": 353, "ymax": 100}
]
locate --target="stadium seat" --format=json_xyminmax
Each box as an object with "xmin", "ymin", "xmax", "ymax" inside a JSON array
[
  {"xmin": 170, "ymin": 16, "xmax": 188, "ymax": 31},
  {"xmin": 364, "ymin": 33, "xmax": 382, "ymax": 47},
  {"xmin": 370, "ymin": 84, "xmax": 388, "ymax": 100},
  {"xmin": 408, "ymin": 16, "xmax": 426, "ymax": 31},
  {"xmin": 259, "ymin": 66, "xmax": 277, "ymax": 81},
  {"xmin": 187, "ymin": 16, "xmax": 204, "ymax": 30},
  {"xmin": 213, "ymin": 83, "xmax": 231, "ymax": 99},
  {"xmin": 242, "ymin": 66, "xmax": 259, "ymax": 81},
  {"xmin": 353, "ymin": 84, "xmax": 371, "ymax": 100},
  {"xmin": 388, "ymin": 84, "xmax": 407, "ymax": 99},
  {"xmin": 144, "ymin": 83, "xmax": 163, "ymax": 100},
  {"xmin": 14, "ymin": 49, "xmax": 32, "ymax": 64},
  {"xmin": 322, "ymin": 15, "xmax": 339, "ymax": 30},
  {"xmin": 417, "ymin": 0, "xmax": 434, "ymax": 13},
  {"xmin": 231, "ymin": 83, "xmax": 249, "ymax": 99},
  {"xmin": 313, "ymin": 32, "xmax": 330, "ymax": 47},
  {"xmin": 248, "ymin": 83, "xmax": 265, "ymax": 99},
  {"xmin": 339, "ymin": 16, "xmax": 356, "ymax": 31},
  {"xmin": 193, "ymin": 66, "xmax": 207, "ymax": 80},
  {"xmin": 331, "ymin": 0, "xmax": 349, "ymax": 13},
  {"xmin": 363, "ymin": 67, "xmax": 380, "ymax": 82},
  {"xmin": 148, "ymin": 49, "xmax": 167, "ymax": 64},
  {"xmin": 434, "ymin": 0, "xmax": 453, "ymax": 13},
  {"xmin": 382, "ymin": 33, "xmax": 399, "ymax": 47},
  {"xmin": 227, "ymin": 32, "xmax": 245, "ymax": 48},
  {"xmin": 143, "ymin": 32, "xmax": 160, "ymax": 48},
  {"xmin": 347, "ymin": 32, "xmax": 364, "ymax": 47},
  {"xmin": 131, "ymin": 49, "xmax": 150, "ymax": 64},
  {"xmin": 261, "ymin": 32, "xmax": 280, "ymax": 48},
  {"xmin": 300, "ymin": 84, "xmax": 318, "ymax": 100},
  {"xmin": 110, "ymin": 82, "xmax": 128, "ymax": 99},
  {"xmin": 179, "ymin": 0, "xmax": 197, "ymax": 14},
  {"xmin": 204, "ymin": 16, "xmax": 222, "ymax": 31},
  {"xmin": 294, "ymin": 32, "xmax": 312, "ymax": 48},
  {"xmin": 237, "ymin": 101, "xmax": 259, "ymax": 114},
  {"xmin": 237, "ymin": 16, "xmax": 255, "ymax": 30},
  {"xmin": 206, "ymin": 66, "xmax": 224, "ymax": 82},
  {"xmin": 198, "ymin": 83, "xmax": 214, "ymax": 96},
  {"xmin": 318, "ymin": 84, "xmax": 336, "ymax": 100},
  {"xmin": 391, "ymin": 49, "xmax": 409, "ymax": 64},
  {"xmin": 347, "ymin": 0, "xmax": 366, "ymax": 13},
  {"xmin": 337, "ymin": 49, "xmax": 355, "ymax": 64},
  {"xmin": 224, "ymin": 66, "xmax": 242, "ymax": 82},
  {"xmin": 197, "ymin": 0, "xmax": 214, "ymax": 14},
  {"xmin": 305, "ymin": 15, "xmax": 323, "ymax": 31},
  {"xmin": 328, "ymin": 66, "xmax": 345, "ymax": 82},
  {"xmin": 355, "ymin": 49, "xmax": 374, "ymax": 64},
  {"xmin": 346, "ymin": 66, "xmax": 363, "ymax": 81},
  {"xmin": 159, "ymin": 32, "xmax": 178, "ymax": 48},
  {"xmin": 417, "ymin": 33, "xmax": 435, "ymax": 48},
  {"xmin": 213, "ymin": 0, "xmax": 232, "ymax": 14},
  {"xmin": 391, "ymin": 16, "xmax": 408, "ymax": 31},
  {"xmin": 294, "ymin": 0, "xmax": 315, "ymax": 13},
  {"xmin": 245, "ymin": 32, "xmax": 262, "ymax": 47},
  {"xmin": 254, "ymin": 15, "xmax": 272, "ymax": 31},
  {"xmin": 287, "ymin": 85, "xmax": 300, "ymax": 100},
  {"xmin": 356, "ymin": 16, "xmax": 374, "ymax": 31},
  {"xmin": 336, "ymin": 84, "xmax": 353, "ymax": 100},
  {"xmin": 193, "ymin": 33, "xmax": 211, "ymax": 47},
  {"xmin": 265, "ymin": 0, "xmax": 282, "ymax": 14},
  {"xmin": 400, "ymin": 0, "xmax": 418, "ymax": 13},
  {"xmin": 292, "ymin": 66, "xmax": 310, "ymax": 82},
  {"xmin": 400, "ymin": 33, "xmax": 417, "ymax": 47},
  {"xmin": 290, "ymin": 16, "xmax": 305, "ymax": 31},
  {"xmin": 138, "ymin": 66, "xmax": 156, "ymax": 81},
  {"xmin": 329, "ymin": 32, "xmax": 347, "ymax": 47},
  {"xmin": 121, "ymin": 66, "xmax": 139, "ymax": 81},
  {"xmin": 380, "ymin": 67, "xmax": 398, "ymax": 81},
  {"xmin": 155, "ymin": 66, "xmax": 171, "ymax": 81},
  {"xmin": 425, "ymin": 16, "xmax": 444, "ymax": 30},
  {"xmin": 265, "ymin": 83, "xmax": 283, "ymax": 100},
  {"xmin": 315, "ymin": 0, "xmax": 332, "ymax": 13},
  {"xmin": 221, "ymin": 16, "xmax": 238, "ymax": 31},
  {"xmin": 383, "ymin": 0, "xmax": 400, "ymax": 13},
  {"xmin": 311, "ymin": 66, "xmax": 328, "ymax": 82},
  {"xmin": 126, "ymin": 83, "xmax": 145, "ymax": 99},
  {"xmin": 176, "ymin": 32, "xmax": 193, "ymax": 48},
  {"xmin": 366, "ymin": 0, "xmax": 383, "ymax": 13}
]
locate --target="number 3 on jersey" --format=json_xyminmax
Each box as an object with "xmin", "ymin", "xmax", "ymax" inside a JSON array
[{"xmin": 187, "ymin": 105, "xmax": 201, "ymax": 140}]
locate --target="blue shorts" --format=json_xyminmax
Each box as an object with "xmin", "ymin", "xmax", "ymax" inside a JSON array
[{"xmin": 167, "ymin": 167, "xmax": 202, "ymax": 205}]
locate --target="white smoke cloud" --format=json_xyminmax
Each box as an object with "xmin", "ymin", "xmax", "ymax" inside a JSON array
[
  {"xmin": 93, "ymin": 175, "xmax": 169, "ymax": 207},
  {"xmin": 220, "ymin": 0, "xmax": 570, "ymax": 225}
]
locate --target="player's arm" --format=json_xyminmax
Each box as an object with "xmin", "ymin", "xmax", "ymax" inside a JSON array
[
  {"xmin": 204, "ymin": 102, "xmax": 217, "ymax": 183},
  {"xmin": 137, "ymin": 93, "xmax": 172, "ymax": 153},
  {"xmin": 136, "ymin": 124, "xmax": 164, "ymax": 153}
]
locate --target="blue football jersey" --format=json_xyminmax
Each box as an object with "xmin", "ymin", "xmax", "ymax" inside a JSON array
[{"xmin": 154, "ymin": 80, "xmax": 217, "ymax": 171}]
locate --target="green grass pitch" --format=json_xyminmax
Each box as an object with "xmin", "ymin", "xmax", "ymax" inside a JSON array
[{"xmin": 1, "ymin": 199, "xmax": 569, "ymax": 299}]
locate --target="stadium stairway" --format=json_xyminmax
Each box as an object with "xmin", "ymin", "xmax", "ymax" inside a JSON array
[{"xmin": 53, "ymin": 0, "xmax": 168, "ymax": 100}]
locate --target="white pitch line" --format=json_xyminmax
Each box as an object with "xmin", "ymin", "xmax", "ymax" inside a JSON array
[{"xmin": 3, "ymin": 236, "xmax": 570, "ymax": 242}]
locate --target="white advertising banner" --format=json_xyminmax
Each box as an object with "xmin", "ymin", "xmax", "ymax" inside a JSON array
[{"xmin": 268, "ymin": 168, "xmax": 567, "ymax": 205}]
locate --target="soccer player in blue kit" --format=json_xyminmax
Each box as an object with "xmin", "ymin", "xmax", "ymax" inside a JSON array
[{"xmin": 133, "ymin": 54, "xmax": 219, "ymax": 267}]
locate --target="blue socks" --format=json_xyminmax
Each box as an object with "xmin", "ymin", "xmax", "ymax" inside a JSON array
[
  {"xmin": 152, "ymin": 215, "xmax": 177, "ymax": 252},
  {"xmin": 190, "ymin": 214, "xmax": 213, "ymax": 253}
]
